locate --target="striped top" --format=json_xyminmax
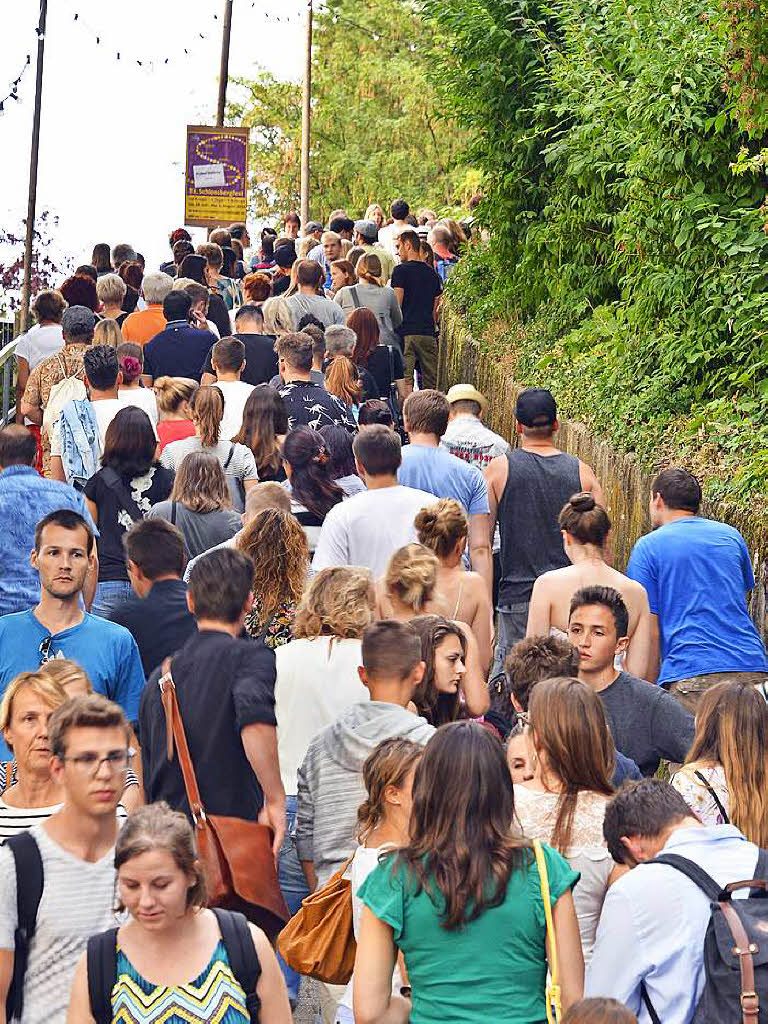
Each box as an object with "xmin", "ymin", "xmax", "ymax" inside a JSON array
[{"xmin": 111, "ymin": 940, "xmax": 250, "ymax": 1023}]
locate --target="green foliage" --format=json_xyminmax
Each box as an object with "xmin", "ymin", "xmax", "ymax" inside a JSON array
[
  {"xmin": 422, "ymin": 0, "xmax": 768, "ymax": 513},
  {"xmin": 228, "ymin": 0, "xmax": 473, "ymax": 221}
]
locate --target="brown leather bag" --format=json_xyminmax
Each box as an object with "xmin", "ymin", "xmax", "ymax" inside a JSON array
[
  {"xmin": 277, "ymin": 857, "xmax": 356, "ymax": 984},
  {"xmin": 159, "ymin": 659, "xmax": 289, "ymax": 939}
]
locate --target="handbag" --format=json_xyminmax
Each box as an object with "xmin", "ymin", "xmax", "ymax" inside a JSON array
[
  {"xmin": 385, "ymin": 345, "xmax": 406, "ymax": 440},
  {"xmin": 533, "ymin": 838, "xmax": 562, "ymax": 1024},
  {"xmin": 158, "ymin": 658, "xmax": 289, "ymax": 939},
  {"xmin": 277, "ymin": 855, "xmax": 356, "ymax": 984}
]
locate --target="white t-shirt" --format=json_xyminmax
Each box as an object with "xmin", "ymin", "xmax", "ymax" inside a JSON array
[
  {"xmin": 118, "ymin": 386, "xmax": 158, "ymax": 426},
  {"xmin": 311, "ymin": 484, "xmax": 435, "ymax": 579},
  {"xmin": 16, "ymin": 325, "xmax": 65, "ymax": 425},
  {"xmin": 215, "ymin": 379, "xmax": 255, "ymax": 441},
  {"xmin": 49, "ymin": 398, "xmax": 123, "ymax": 459},
  {"xmin": 0, "ymin": 824, "xmax": 119, "ymax": 1024},
  {"xmin": 275, "ymin": 637, "xmax": 369, "ymax": 794}
]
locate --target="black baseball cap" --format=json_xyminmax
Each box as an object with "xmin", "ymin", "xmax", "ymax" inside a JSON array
[{"xmin": 515, "ymin": 387, "xmax": 557, "ymax": 427}]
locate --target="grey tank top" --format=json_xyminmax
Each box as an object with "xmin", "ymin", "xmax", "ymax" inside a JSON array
[{"xmin": 497, "ymin": 448, "xmax": 582, "ymax": 605}]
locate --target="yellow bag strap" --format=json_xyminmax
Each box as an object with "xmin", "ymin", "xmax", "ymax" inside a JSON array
[{"xmin": 533, "ymin": 839, "xmax": 561, "ymax": 1024}]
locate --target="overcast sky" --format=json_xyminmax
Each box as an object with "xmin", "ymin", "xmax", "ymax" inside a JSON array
[{"xmin": 1, "ymin": 0, "xmax": 304, "ymax": 275}]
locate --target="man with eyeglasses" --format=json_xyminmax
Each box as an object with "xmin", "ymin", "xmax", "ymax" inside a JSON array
[
  {"xmin": 0, "ymin": 694, "xmax": 131, "ymax": 1024},
  {"xmin": 0, "ymin": 508, "xmax": 144, "ymax": 759}
]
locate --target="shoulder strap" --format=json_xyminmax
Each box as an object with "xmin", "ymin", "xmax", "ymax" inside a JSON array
[
  {"xmin": 0, "ymin": 761, "xmax": 13, "ymax": 794},
  {"xmin": 212, "ymin": 908, "xmax": 261, "ymax": 1023},
  {"xmin": 171, "ymin": 501, "xmax": 177, "ymax": 526},
  {"xmin": 223, "ymin": 443, "xmax": 235, "ymax": 471},
  {"xmin": 157, "ymin": 659, "xmax": 206, "ymax": 820},
  {"xmin": 756, "ymin": 847, "xmax": 768, "ymax": 881},
  {"xmin": 99, "ymin": 468, "xmax": 143, "ymax": 523},
  {"xmin": 350, "ymin": 286, "xmax": 361, "ymax": 308},
  {"xmin": 86, "ymin": 928, "xmax": 119, "ymax": 1024},
  {"xmin": 5, "ymin": 832, "xmax": 44, "ymax": 1022},
  {"xmin": 640, "ymin": 982, "xmax": 662, "ymax": 1024},
  {"xmin": 387, "ymin": 345, "xmax": 395, "ymax": 377},
  {"xmin": 532, "ymin": 839, "xmax": 561, "ymax": 1024},
  {"xmin": 650, "ymin": 853, "xmax": 724, "ymax": 901},
  {"xmin": 693, "ymin": 769, "xmax": 730, "ymax": 824}
]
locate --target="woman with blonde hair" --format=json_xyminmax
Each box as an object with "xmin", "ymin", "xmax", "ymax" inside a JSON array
[
  {"xmin": 415, "ymin": 499, "xmax": 494, "ymax": 671},
  {"xmin": 274, "ymin": 566, "xmax": 375, "ymax": 1001},
  {"xmin": 93, "ymin": 318, "xmax": 123, "ymax": 349},
  {"xmin": 335, "ymin": 253, "xmax": 402, "ymax": 347},
  {"xmin": 238, "ymin": 508, "xmax": 309, "ymax": 649},
  {"xmin": 148, "ymin": 452, "xmax": 241, "ymax": 558},
  {"xmin": 671, "ymin": 678, "xmax": 768, "ymax": 844},
  {"xmin": 262, "ymin": 295, "xmax": 295, "ymax": 337},
  {"xmin": 378, "ymin": 543, "xmax": 440, "ymax": 618},
  {"xmin": 153, "ymin": 376, "xmax": 198, "ymax": 451},
  {"xmin": 159, "ymin": 385, "xmax": 258, "ymax": 510},
  {"xmin": 526, "ymin": 492, "xmax": 651, "ymax": 678},
  {"xmin": 515, "ymin": 676, "xmax": 621, "ymax": 962},
  {"xmin": 95, "ymin": 273, "xmax": 128, "ymax": 325},
  {"xmin": 365, "ymin": 203, "xmax": 385, "ymax": 229}
]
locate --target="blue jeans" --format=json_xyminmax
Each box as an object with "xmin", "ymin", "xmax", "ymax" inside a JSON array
[
  {"xmin": 91, "ymin": 580, "xmax": 133, "ymax": 619},
  {"xmin": 277, "ymin": 795, "xmax": 310, "ymax": 1004},
  {"xmin": 491, "ymin": 602, "xmax": 530, "ymax": 681}
]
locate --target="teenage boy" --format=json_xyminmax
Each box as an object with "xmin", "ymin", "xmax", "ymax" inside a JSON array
[
  {"xmin": 140, "ymin": 547, "xmax": 285, "ymax": 855},
  {"xmin": 0, "ymin": 694, "xmax": 132, "ymax": 1024},
  {"xmin": 0, "ymin": 509, "xmax": 145, "ymax": 760},
  {"xmin": 207, "ymin": 336, "xmax": 255, "ymax": 441},
  {"xmin": 295, "ymin": 620, "xmax": 434, "ymax": 890},
  {"xmin": 109, "ymin": 519, "xmax": 197, "ymax": 678},
  {"xmin": 569, "ymin": 585, "xmax": 693, "ymax": 776},
  {"xmin": 587, "ymin": 779, "xmax": 761, "ymax": 1023}
]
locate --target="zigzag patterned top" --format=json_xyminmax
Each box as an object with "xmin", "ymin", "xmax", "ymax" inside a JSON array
[{"xmin": 111, "ymin": 940, "xmax": 250, "ymax": 1023}]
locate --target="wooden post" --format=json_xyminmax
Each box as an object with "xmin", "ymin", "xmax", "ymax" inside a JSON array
[
  {"xmin": 216, "ymin": 0, "xmax": 234, "ymax": 126},
  {"xmin": 19, "ymin": 0, "xmax": 48, "ymax": 333},
  {"xmin": 300, "ymin": 0, "xmax": 313, "ymax": 228}
]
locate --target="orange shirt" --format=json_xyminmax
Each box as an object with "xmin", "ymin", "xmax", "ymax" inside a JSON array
[{"xmin": 121, "ymin": 304, "xmax": 167, "ymax": 346}]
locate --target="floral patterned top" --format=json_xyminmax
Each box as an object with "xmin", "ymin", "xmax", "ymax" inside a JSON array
[
  {"xmin": 671, "ymin": 764, "xmax": 730, "ymax": 826},
  {"xmin": 243, "ymin": 600, "xmax": 296, "ymax": 649}
]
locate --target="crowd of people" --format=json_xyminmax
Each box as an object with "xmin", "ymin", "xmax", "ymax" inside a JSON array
[{"xmin": 1, "ymin": 199, "xmax": 767, "ymax": 1024}]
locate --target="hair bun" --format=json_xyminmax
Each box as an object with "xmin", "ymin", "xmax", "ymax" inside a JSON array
[{"xmin": 570, "ymin": 491, "xmax": 596, "ymax": 513}]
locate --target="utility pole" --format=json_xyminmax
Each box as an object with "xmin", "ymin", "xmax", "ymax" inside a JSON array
[
  {"xmin": 300, "ymin": 0, "xmax": 313, "ymax": 228},
  {"xmin": 216, "ymin": 0, "xmax": 234, "ymax": 126},
  {"xmin": 20, "ymin": 0, "xmax": 48, "ymax": 334}
]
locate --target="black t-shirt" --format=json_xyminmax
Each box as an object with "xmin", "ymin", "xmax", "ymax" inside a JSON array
[
  {"xmin": 207, "ymin": 293, "xmax": 232, "ymax": 339},
  {"xmin": 271, "ymin": 274, "xmax": 291, "ymax": 296},
  {"xmin": 202, "ymin": 333, "xmax": 279, "ymax": 386},
  {"xmin": 364, "ymin": 345, "xmax": 405, "ymax": 397},
  {"xmin": 143, "ymin": 322, "xmax": 217, "ymax": 381},
  {"xmin": 84, "ymin": 465, "xmax": 175, "ymax": 581},
  {"xmin": 140, "ymin": 629, "xmax": 277, "ymax": 820},
  {"xmin": 390, "ymin": 260, "xmax": 443, "ymax": 336},
  {"xmin": 108, "ymin": 578, "xmax": 197, "ymax": 678}
]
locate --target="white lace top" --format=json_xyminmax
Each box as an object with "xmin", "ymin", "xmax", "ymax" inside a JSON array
[
  {"xmin": 514, "ymin": 786, "xmax": 613, "ymax": 962},
  {"xmin": 671, "ymin": 764, "xmax": 730, "ymax": 826}
]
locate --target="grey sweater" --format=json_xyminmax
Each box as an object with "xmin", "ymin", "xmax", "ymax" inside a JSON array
[{"xmin": 295, "ymin": 701, "xmax": 434, "ymax": 884}]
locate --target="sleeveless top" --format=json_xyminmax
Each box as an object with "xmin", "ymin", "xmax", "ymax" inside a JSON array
[
  {"xmin": 111, "ymin": 939, "xmax": 250, "ymax": 1023},
  {"xmin": 497, "ymin": 449, "xmax": 582, "ymax": 605}
]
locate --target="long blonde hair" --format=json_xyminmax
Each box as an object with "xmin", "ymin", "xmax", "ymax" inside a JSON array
[
  {"xmin": 262, "ymin": 296, "xmax": 295, "ymax": 336},
  {"xmin": 293, "ymin": 566, "xmax": 374, "ymax": 639},
  {"xmin": 236, "ymin": 510, "xmax": 308, "ymax": 627},
  {"xmin": 170, "ymin": 452, "xmax": 231, "ymax": 513},
  {"xmin": 154, "ymin": 377, "xmax": 198, "ymax": 416},
  {"xmin": 685, "ymin": 680, "xmax": 768, "ymax": 846}
]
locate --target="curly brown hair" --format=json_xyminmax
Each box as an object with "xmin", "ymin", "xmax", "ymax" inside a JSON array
[
  {"xmin": 293, "ymin": 566, "xmax": 374, "ymax": 639},
  {"xmin": 236, "ymin": 509, "xmax": 309, "ymax": 628}
]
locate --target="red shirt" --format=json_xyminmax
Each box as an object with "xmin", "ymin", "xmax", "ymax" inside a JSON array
[{"xmin": 157, "ymin": 419, "xmax": 196, "ymax": 452}]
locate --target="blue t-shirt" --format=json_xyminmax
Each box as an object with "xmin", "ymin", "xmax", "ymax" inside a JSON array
[
  {"xmin": 0, "ymin": 466, "xmax": 97, "ymax": 617},
  {"xmin": 0, "ymin": 610, "xmax": 145, "ymax": 758},
  {"xmin": 626, "ymin": 516, "xmax": 768, "ymax": 684},
  {"xmin": 398, "ymin": 444, "xmax": 489, "ymax": 517}
]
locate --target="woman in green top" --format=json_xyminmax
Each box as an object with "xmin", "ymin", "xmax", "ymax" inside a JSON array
[{"xmin": 354, "ymin": 721, "xmax": 584, "ymax": 1024}]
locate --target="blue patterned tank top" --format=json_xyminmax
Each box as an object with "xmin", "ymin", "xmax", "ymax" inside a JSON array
[{"xmin": 111, "ymin": 939, "xmax": 250, "ymax": 1023}]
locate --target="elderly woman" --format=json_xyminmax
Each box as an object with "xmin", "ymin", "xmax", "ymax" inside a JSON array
[
  {"xmin": 0, "ymin": 665, "xmax": 140, "ymax": 841},
  {"xmin": 95, "ymin": 273, "xmax": 128, "ymax": 326}
]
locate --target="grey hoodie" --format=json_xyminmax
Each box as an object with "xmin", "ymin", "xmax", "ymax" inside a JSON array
[{"xmin": 295, "ymin": 701, "xmax": 434, "ymax": 885}]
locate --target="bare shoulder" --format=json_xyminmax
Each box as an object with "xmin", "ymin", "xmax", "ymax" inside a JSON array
[{"xmin": 247, "ymin": 922, "xmax": 272, "ymax": 960}]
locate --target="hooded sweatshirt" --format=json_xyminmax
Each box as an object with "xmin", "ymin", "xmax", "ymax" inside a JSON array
[{"xmin": 295, "ymin": 701, "xmax": 435, "ymax": 884}]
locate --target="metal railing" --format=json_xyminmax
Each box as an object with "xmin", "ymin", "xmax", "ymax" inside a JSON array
[{"xmin": 0, "ymin": 323, "xmax": 18, "ymax": 426}]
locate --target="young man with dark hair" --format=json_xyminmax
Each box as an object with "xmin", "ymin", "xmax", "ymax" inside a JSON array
[
  {"xmin": 0, "ymin": 694, "xmax": 133, "ymax": 1024},
  {"xmin": 271, "ymin": 243, "xmax": 297, "ymax": 296},
  {"xmin": 0, "ymin": 425, "xmax": 96, "ymax": 616},
  {"xmin": 0, "ymin": 509, "xmax": 144, "ymax": 758},
  {"xmin": 140, "ymin": 546, "xmax": 285, "ymax": 854},
  {"xmin": 207, "ymin": 336, "xmax": 254, "ymax": 441},
  {"xmin": 277, "ymin": 332, "xmax": 355, "ymax": 432},
  {"xmin": 201, "ymin": 304, "xmax": 279, "ymax": 387},
  {"xmin": 626, "ymin": 466, "xmax": 768, "ymax": 705},
  {"xmin": 569, "ymin": 586, "xmax": 693, "ymax": 776},
  {"xmin": 108, "ymin": 519, "xmax": 197, "ymax": 678},
  {"xmin": 141, "ymin": 290, "xmax": 216, "ymax": 384},
  {"xmin": 391, "ymin": 229, "xmax": 443, "ymax": 390},
  {"xmin": 587, "ymin": 778, "xmax": 761, "ymax": 1023},
  {"xmin": 399, "ymin": 390, "xmax": 492, "ymax": 595},
  {"xmin": 485, "ymin": 387, "xmax": 604, "ymax": 677},
  {"xmin": 283, "ymin": 211, "xmax": 301, "ymax": 240},
  {"xmin": 378, "ymin": 199, "xmax": 411, "ymax": 259},
  {"xmin": 312, "ymin": 425, "xmax": 434, "ymax": 577}
]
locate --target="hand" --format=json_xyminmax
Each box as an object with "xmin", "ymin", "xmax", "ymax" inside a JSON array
[{"xmin": 258, "ymin": 795, "xmax": 286, "ymax": 861}]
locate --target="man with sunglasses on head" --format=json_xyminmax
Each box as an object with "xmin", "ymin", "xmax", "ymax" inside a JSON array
[
  {"xmin": 0, "ymin": 694, "xmax": 132, "ymax": 1024},
  {"xmin": 0, "ymin": 509, "xmax": 144, "ymax": 759}
]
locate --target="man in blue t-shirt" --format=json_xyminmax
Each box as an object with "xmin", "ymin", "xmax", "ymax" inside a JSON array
[
  {"xmin": 0, "ymin": 508, "xmax": 145, "ymax": 758},
  {"xmin": 398, "ymin": 390, "xmax": 492, "ymax": 596},
  {"xmin": 626, "ymin": 467, "xmax": 768, "ymax": 710}
]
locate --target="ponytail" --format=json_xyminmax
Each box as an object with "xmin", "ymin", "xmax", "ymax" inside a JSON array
[
  {"xmin": 325, "ymin": 355, "xmax": 362, "ymax": 407},
  {"xmin": 191, "ymin": 385, "xmax": 224, "ymax": 448}
]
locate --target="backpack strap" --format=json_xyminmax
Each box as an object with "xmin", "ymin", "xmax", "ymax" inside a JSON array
[
  {"xmin": 650, "ymin": 853, "xmax": 725, "ymax": 902},
  {"xmin": 640, "ymin": 982, "xmax": 661, "ymax": 1024},
  {"xmin": 350, "ymin": 286, "xmax": 361, "ymax": 309},
  {"xmin": 223, "ymin": 443, "xmax": 236, "ymax": 471},
  {"xmin": 85, "ymin": 928, "xmax": 119, "ymax": 1024},
  {"xmin": 171, "ymin": 501, "xmax": 177, "ymax": 526},
  {"xmin": 5, "ymin": 832, "xmax": 44, "ymax": 1022},
  {"xmin": 99, "ymin": 468, "xmax": 143, "ymax": 523},
  {"xmin": 212, "ymin": 908, "xmax": 261, "ymax": 1023},
  {"xmin": 693, "ymin": 769, "xmax": 730, "ymax": 824}
]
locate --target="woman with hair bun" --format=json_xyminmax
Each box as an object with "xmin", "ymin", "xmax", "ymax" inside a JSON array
[
  {"xmin": 415, "ymin": 499, "xmax": 494, "ymax": 672},
  {"xmin": 154, "ymin": 376, "xmax": 198, "ymax": 451},
  {"xmin": 526, "ymin": 491, "xmax": 652, "ymax": 679},
  {"xmin": 116, "ymin": 343, "xmax": 157, "ymax": 425},
  {"xmin": 379, "ymin": 543, "xmax": 440, "ymax": 618},
  {"xmin": 281, "ymin": 426, "xmax": 344, "ymax": 552}
]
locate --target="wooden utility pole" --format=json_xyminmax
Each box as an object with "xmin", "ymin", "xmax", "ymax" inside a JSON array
[
  {"xmin": 20, "ymin": 0, "xmax": 48, "ymax": 333},
  {"xmin": 216, "ymin": 0, "xmax": 234, "ymax": 126},
  {"xmin": 300, "ymin": 0, "xmax": 313, "ymax": 228}
]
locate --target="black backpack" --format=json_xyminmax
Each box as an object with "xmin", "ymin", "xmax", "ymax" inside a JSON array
[
  {"xmin": 642, "ymin": 850, "xmax": 768, "ymax": 1024},
  {"xmin": 4, "ymin": 832, "xmax": 44, "ymax": 1023},
  {"xmin": 86, "ymin": 907, "xmax": 262, "ymax": 1024}
]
